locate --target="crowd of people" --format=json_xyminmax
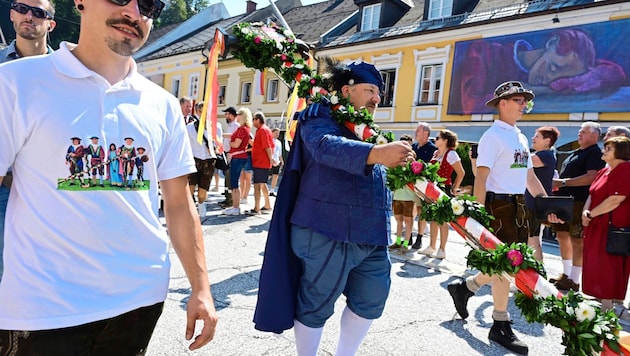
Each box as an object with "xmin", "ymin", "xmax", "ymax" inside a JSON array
[{"xmin": 1, "ymin": 0, "xmax": 629, "ymax": 354}]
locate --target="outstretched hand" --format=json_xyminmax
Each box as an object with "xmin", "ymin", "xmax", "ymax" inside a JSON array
[{"xmin": 367, "ymin": 141, "xmax": 415, "ymax": 168}]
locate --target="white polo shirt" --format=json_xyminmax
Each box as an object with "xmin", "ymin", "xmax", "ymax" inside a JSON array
[
  {"xmin": 0, "ymin": 42, "xmax": 195, "ymax": 330},
  {"xmin": 476, "ymin": 120, "xmax": 532, "ymax": 194}
]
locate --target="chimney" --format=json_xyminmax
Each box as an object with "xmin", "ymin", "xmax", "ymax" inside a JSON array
[{"xmin": 246, "ymin": 0, "xmax": 257, "ymax": 14}]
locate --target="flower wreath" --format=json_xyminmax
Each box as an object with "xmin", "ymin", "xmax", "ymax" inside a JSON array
[
  {"xmin": 232, "ymin": 22, "xmax": 393, "ymax": 143},
  {"xmin": 232, "ymin": 21, "xmax": 623, "ymax": 355}
]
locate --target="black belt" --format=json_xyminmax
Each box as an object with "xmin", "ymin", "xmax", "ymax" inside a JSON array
[{"xmin": 486, "ymin": 192, "xmax": 523, "ymax": 203}]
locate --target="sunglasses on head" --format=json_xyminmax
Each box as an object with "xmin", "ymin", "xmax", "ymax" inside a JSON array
[
  {"xmin": 11, "ymin": 2, "xmax": 53, "ymax": 19},
  {"xmin": 108, "ymin": 0, "xmax": 165, "ymax": 19}
]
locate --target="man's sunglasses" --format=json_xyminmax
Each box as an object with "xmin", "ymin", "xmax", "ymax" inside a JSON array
[
  {"xmin": 10, "ymin": 2, "xmax": 53, "ymax": 19},
  {"xmin": 108, "ymin": 0, "xmax": 165, "ymax": 19}
]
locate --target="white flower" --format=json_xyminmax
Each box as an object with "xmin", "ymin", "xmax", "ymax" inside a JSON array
[
  {"xmin": 284, "ymin": 30, "xmax": 294, "ymax": 38},
  {"xmin": 241, "ymin": 27, "xmax": 250, "ymax": 35},
  {"xmin": 566, "ymin": 306, "xmax": 575, "ymax": 316},
  {"xmin": 451, "ymin": 200, "xmax": 465, "ymax": 215},
  {"xmin": 276, "ymin": 42, "xmax": 284, "ymax": 51},
  {"xmin": 330, "ymin": 95, "xmax": 339, "ymax": 105},
  {"xmin": 375, "ymin": 135, "xmax": 388, "ymax": 145},
  {"xmin": 348, "ymin": 79, "xmax": 355, "ymax": 85},
  {"xmin": 295, "ymin": 64, "xmax": 304, "ymax": 69},
  {"xmin": 575, "ymin": 302, "xmax": 596, "ymax": 322}
]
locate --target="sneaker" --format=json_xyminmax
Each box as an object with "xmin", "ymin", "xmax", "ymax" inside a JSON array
[
  {"xmin": 198, "ymin": 203, "xmax": 207, "ymax": 217},
  {"xmin": 433, "ymin": 249, "xmax": 446, "ymax": 259},
  {"xmin": 418, "ymin": 246, "xmax": 436, "ymax": 256},
  {"xmin": 388, "ymin": 243, "xmax": 400, "ymax": 250},
  {"xmin": 240, "ymin": 199, "xmax": 248, "ymax": 205},
  {"xmin": 219, "ymin": 200, "xmax": 233, "ymax": 208},
  {"xmin": 222, "ymin": 207, "xmax": 240, "ymax": 216},
  {"xmin": 549, "ymin": 273, "xmax": 568, "ymax": 285},
  {"xmin": 399, "ymin": 244, "xmax": 409, "ymax": 254},
  {"xmin": 411, "ymin": 234, "xmax": 423, "ymax": 250},
  {"xmin": 555, "ymin": 277, "xmax": 580, "ymax": 292},
  {"xmin": 447, "ymin": 279, "xmax": 474, "ymax": 319},
  {"xmin": 488, "ymin": 320, "xmax": 529, "ymax": 355}
]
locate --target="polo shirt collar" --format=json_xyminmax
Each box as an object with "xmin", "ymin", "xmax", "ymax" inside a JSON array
[
  {"xmin": 492, "ymin": 119, "xmax": 521, "ymax": 134},
  {"xmin": 51, "ymin": 41, "xmax": 153, "ymax": 91}
]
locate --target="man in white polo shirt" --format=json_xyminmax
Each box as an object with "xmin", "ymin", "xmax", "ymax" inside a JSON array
[{"xmin": 0, "ymin": 0, "xmax": 217, "ymax": 352}]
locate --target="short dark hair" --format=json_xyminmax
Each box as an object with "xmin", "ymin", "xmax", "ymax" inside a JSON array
[
  {"xmin": 399, "ymin": 134, "xmax": 413, "ymax": 142},
  {"xmin": 254, "ymin": 112, "xmax": 265, "ymax": 124},
  {"xmin": 604, "ymin": 136, "xmax": 630, "ymax": 161},
  {"xmin": 536, "ymin": 126, "xmax": 560, "ymax": 147}
]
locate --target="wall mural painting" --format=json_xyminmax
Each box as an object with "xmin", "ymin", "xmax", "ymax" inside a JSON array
[{"xmin": 448, "ymin": 18, "xmax": 630, "ymax": 115}]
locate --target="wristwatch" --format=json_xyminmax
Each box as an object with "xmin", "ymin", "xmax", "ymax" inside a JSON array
[{"xmin": 561, "ymin": 179, "xmax": 568, "ymax": 187}]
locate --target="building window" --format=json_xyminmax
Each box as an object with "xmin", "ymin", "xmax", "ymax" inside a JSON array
[
  {"xmin": 428, "ymin": 0, "xmax": 453, "ymax": 20},
  {"xmin": 361, "ymin": 4, "xmax": 381, "ymax": 31},
  {"xmin": 241, "ymin": 82, "xmax": 252, "ymax": 103},
  {"xmin": 418, "ymin": 64, "xmax": 442, "ymax": 104},
  {"xmin": 266, "ymin": 79, "xmax": 279, "ymax": 102},
  {"xmin": 171, "ymin": 77, "xmax": 181, "ymax": 98},
  {"xmin": 380, "ymin": 70, "xmax": 396, "ymax": 107},
  {"xmin": 218, "ymin": 85, "xmax": 226, "ymax": 105},
  {"xmin": 188, "ymin": 73, "xmax": 200, "ymax": 98}
]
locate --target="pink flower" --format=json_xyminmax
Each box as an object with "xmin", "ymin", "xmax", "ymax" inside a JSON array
[
  {"xmin": 281, "ymin": 54, "xmax": 287, "ymax": 61},
  {"xmin": 310, "ymin": 79, "xmax": 316, "ymax": 84},
  {"xmin": 411, "ymin": 161, "xmax": 424, "ymax": 175},
  {"xmin": 507, "ymin": 250, "xmax": 524, "ymax": 267},
  {"xmin": 254, "ymin": 37, "xmax": 262, "ymax": 44}
]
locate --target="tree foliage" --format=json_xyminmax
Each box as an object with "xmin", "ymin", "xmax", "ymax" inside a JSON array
[{"xmin": 154, "ymin": 0, "xmax": 210, "ymax": 29}]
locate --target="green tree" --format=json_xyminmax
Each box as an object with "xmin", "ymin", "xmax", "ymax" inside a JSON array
[{"xmin": 154, "ymin": 0, "xmax": 210, "ymax": 29}]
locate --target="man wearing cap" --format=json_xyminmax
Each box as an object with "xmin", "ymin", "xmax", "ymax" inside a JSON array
[
  {"xmin": 447, "ymin": 81, "xmax": 557, "ymax": 354},
  {"xmin": 66, "ymin": 137, "xmax": 86, "ymax": 186},
  {"xmin": 220, "ymin": 106, "xmax": 240, "ymax": 207},
  {"xmin": 254, "ymin": 60, "xmax": 414, "ymax": 355},
  {"xmin": 86, "ymin": 136, "xmax": 105, "ymax": 187},
  {"xmin": 0, "ymin": 0, "xmax": 217, "ymax": 350}
]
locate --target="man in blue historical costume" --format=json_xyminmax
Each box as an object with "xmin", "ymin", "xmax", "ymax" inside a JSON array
[{"xmin": 254, "ymin": 60, "xmax": 415, "ymax": 355}]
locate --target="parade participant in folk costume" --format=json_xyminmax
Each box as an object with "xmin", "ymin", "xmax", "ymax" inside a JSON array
[
  {"xmin": 120, "ymin": 137, "xmax": 137, "ymax": 189},
  {"xmin": 87, "ymin": 136, "xmax": 106, "ymax": 187},
  {"xmin": 0, "ymin": 0, "xmax": 217, "ymax": 351},
  {"xmin": 447, "ymin": 81, "xmax": 561, "ymax": 355},
  {"xmin": 66, "ymin": 137, "xmax": 87, "ymax": 186},
  {"xmin": 135, "ymin": 147, "xmax": 149, "ymax": 187},
  {"xmin": 254, "ymin": 59, "xmax": 414, "ymax": 356}
]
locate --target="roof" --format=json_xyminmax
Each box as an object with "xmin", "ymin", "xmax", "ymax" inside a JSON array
[
  {"xmin": 321, "ymin": 0, "xmax": 601, "ymax": 48},
  {"xmin": 282, "ymin": 0, "xmax": 359, "ymax": 45}
]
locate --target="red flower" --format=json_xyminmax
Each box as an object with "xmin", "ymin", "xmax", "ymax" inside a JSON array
[
  {"xmin": 254, "ymin": 37, "xmax": 261, "ymax": 44},
  {"xmin": 507, "ymin": 249, "xmax": 524, "ymax": 267},
  {"xmin": 411, "ymin": 161, "xmax": 424, "ymax": 175}
]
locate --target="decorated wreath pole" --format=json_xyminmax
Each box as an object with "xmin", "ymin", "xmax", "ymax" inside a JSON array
[{"xmin": 408, "ymin": 180, "xmax": 562, "ymax": 299}]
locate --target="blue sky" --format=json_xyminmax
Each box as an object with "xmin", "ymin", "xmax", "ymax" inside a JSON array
[{"xmin": 214, "ymin": 0, "xmax": 327, "ymax": 17}]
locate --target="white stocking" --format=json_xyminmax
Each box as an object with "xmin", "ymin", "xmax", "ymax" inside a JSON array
[
  {"xmin": 335, "ymin": 307, "xmax": 373, "ymax": 356},
  {"xmin": 294, "ymin": 319, "xmax": 324, "ymax": 356}
]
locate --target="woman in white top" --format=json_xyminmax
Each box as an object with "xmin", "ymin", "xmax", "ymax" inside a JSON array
[{"xmin": 418, "ymin": 129, "xmax": 465, "ymax": 259}]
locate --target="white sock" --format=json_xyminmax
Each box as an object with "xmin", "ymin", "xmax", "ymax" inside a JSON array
[
  {"xmin": 570, "ymin": 266, "xmax": 582, "ymax": 284},
  {"xmin": 294, "ymin": 319, "xmax": 323, "ymax": 356},
  {"xmin": 335, "ymin": 307, "xmax": 373, "ymax": 356},
  {"xmin": 562, "ymin": 259, "xmax": 572, "ymax": 276}
]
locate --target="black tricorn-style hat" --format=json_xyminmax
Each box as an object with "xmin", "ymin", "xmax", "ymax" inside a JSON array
[
  {"xmin": 70, "ymin": 137, "xmax": 81, "ymax": 141},
  {"xmin": 485, "ymin": 81, "xmax": 535, "ymax": 107}
]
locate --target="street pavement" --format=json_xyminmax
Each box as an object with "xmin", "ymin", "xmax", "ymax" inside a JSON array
[{"xmin": 147, "ymin": 188, "xmax": 581, "ymax": 356}]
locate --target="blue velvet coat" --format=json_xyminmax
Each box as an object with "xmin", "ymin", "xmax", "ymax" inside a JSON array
[{"xmin": 253, "ymin": 102, "xmax": 392, "ymax": 333}]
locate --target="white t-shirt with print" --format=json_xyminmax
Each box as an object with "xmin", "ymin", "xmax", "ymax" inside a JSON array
[
  {"xmin": 476, "ymin": 120, "xmax": 531, "ymax": 194},
  {"xmin": 0, "ymin": 42, "xmax": 195, "ymax": 330}
]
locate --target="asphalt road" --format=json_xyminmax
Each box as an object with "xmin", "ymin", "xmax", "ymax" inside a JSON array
[{"xmin": 146, "ymin": 190, "xmax": 577, "ymax": 356}]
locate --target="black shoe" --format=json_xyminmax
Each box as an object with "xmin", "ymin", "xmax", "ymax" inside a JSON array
[
  {"xmin": 488, "ymin": 320, "xmax": 529, "ymax": 355},
  {"xmin": 269, "ymin": 192, "xmax": 276, "ymax": 197},
  {"xmin": 411, "ymin": 234, "xmax": 423, "ymax": 249},
  {"xmin": 447, "ymin": 279, "xmax": 474, "ymax": 319},
  {"xmin": 219, "ymin": 200, "xmax": 233, "ymax": 208}
]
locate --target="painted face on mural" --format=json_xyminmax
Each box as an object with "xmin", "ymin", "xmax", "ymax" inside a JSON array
[{"xmin": 527, "ymin": 41, "xmax": 588, "ymax": 86}]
